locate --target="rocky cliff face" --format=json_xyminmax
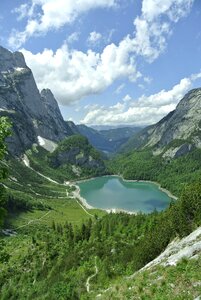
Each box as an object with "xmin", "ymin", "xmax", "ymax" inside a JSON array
[
  {"xmin": 0, "ymin": 46, "xmax": 73, "ymax": 156},
  {"xmin": 121, "ymin": 88, "xmax": 201, "ymax": 157}
]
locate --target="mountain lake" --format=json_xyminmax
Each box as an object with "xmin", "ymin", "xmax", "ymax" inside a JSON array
[{"xmin": 77, "ymin": 176, "xmax": 173, "ymax": 213}]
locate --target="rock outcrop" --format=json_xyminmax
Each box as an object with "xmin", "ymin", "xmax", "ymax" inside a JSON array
[{"xmin": 0, "ymin": 46, "xmax": 73, "ymax": 156}]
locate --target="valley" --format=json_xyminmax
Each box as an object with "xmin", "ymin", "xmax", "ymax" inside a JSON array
[{"xmin": 0, "ymin": 45, "xmax": 201, "ymax": 300}]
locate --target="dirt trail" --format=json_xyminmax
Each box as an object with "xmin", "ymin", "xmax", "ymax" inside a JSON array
[
  {"xmin": 86, "ymin": 257, "xmax": 98, "ymax": 293},
  {"xmin": 16, "ymin": 211, "xmax": 51, "ymax": 229},
  {"xmin": 66, "ymin": 189, "xmax": 94, "ymax": 217}
]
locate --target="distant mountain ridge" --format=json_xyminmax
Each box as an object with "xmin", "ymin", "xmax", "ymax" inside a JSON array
[
  {"xmin": 120, "ymin": 88, "xmax": 201, "ymax": 158},
  {"xmin": 0, "ymin": 46, "xmax": 73, "ymax": 156},
  {"xmin": 67, "ymin": 121, "xmax": 142, "ymax": 153}
]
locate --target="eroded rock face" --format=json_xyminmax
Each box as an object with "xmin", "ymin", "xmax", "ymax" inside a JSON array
[
  {"xmin": 0, "ymin": 46, "xmax": 73, "ymax": 156},
  {"xmin": 162, "ymin": 143, "xmax": 195, "ymax": 159},
  {"xmin": 121, "ymin": 88, "xmax": 201, "ymax": 157},
  {"xmin": 146, "ymin": 89, "xmax": 201, "ymax": 149}
]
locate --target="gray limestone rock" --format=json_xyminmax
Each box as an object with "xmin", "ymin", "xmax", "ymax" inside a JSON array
[
  {"xmin": 0, "ymin": 46, "xmax": 73, "ymax": 156},
  {"xmin": 121, "ymin": 88, "xmax": 201, "ymax": 157}
]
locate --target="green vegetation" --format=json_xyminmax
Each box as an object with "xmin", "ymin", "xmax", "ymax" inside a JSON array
[
  {"xmin": 0, "ymin": 120, "xmax": 201, "ymax": 299},
  {"xmin": 0, "ymin": 117, "xmax": 11, "ymax": 226},
  {"xmin": 107, "ymin": 148, "xmax": 201, "ymax": 196},
  {"xmin": 48, "ymin": 135, "xmax": 106, "ymax": 178},
  {"xmin": 0, "ymin": 180, "xmax": 200, "ymax": 299},
  {"xmin": 94, "ymin": 255, "xmax": 201, "ymax": 299},
  {"xmin": 24, "ymin": 135, "xmax": 106, "ymax": 183},
  {"xmin": 1, "ymin": 157, "xmax": 104, "ymax": 228}
]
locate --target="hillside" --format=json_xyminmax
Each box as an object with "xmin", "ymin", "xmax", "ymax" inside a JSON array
[
  {"xmin": 120, "ymin": 88, "xmax": 201, "ymax": 158},
  {"xmin": 0, "ymin": 177, "xmax": 200, "ymax": 299},
  {"xmin": 48, "ymin": 135, "xmax": 106, "ymax": 178},
  {"xmin": 108, "ymin": 88, "xmax": 201, "ymax": 196},
  {"xmin": 71, "ymin": 123, "xmax": 111, "ymax": 152},
  {"xmin": 91, "ymin": 226, "xmax": 201, "ymax": 299}
]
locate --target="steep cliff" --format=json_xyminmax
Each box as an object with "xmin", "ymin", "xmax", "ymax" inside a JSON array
[
  {"xmin": 120, "ymin": 88, "xmax": 201, "ymax": 157},
  {"xmin": 0, "ymin": 46, "xmax": 73, "ymax": 156}
]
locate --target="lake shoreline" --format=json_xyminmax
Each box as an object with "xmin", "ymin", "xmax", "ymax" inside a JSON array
[
  {"xmin": 119, "ymin": 177, "xmax": 178, "ymax": 201},
  {"xmin": 67, "ymin": 180, "xmax": 137, "ymax": 215},
  {"xmin": 69, "ymin": 175, "xmax": 177, "ymax": 215}
]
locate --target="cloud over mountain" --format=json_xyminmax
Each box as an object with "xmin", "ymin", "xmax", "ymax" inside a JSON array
[{"xmin": 20, "ymin": 0, "xmax": 194, "ymax": 107}]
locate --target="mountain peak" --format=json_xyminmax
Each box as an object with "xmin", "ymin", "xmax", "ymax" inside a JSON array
[
  {"xmin": 120, "ymin": 87, "xmax": 201, "ymax": 157},
  {"xmin": 176, "ymin": 87, "xmax": 201, "ymax": 111},
  {"xmin": 0, "ymin": 46, "xmax": 73, "ymax": 156},
  {"xmin": 0, "ymin": 46, "xmax": 26, "ymax": 71}
]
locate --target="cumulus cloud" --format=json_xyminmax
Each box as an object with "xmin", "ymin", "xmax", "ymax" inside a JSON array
[
  {"xmin": 9, "ymin": 0, "xmax": 118, "ymax": 48},
  {"xmin": 21, "ymin": 42, "xmax": 140, "ymax": 104},
  {"xmin": 132, "ymin": 0, "xmax": 194, "ymax": 62},
  {"xmin": 17, "ymin": 0, "xmax": 194, "ymax": 107},
  {"xmin": 80, "ymin": 74, "xmax": 200, "ymax": 125}
]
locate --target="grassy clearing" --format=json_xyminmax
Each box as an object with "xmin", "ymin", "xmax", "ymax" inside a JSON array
[{"xmin": 9, "ymin": 198, "xmax": 105, "ymax": 229}]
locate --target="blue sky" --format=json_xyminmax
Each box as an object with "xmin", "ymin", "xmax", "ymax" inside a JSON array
[{"xmin": 0, "ymin": 0, "xmax": 201, "ymax": 126}]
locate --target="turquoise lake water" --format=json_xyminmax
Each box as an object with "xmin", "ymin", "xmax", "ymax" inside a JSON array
[{"xmin": 77, "ymin": 176, "xmax": 172, "ymax": 213}]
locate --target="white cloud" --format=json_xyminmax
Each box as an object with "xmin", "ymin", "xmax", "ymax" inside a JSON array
[
  {"xmin": 141, "ymin": 0, "xmax": 193, "ymax": 22},
  {"xmin": 9, "ymin": 0, "xmax": 118, "ymax": 48},
  {"xmin": 191, "ymin": 72, "xmax": 201, "ymax": 80},
  {"xmin": 80, "ymin": 74, "xmax": 200, "ymax": 125},
  {"xmin": 122, "ymin": 94, "xmax": 132, "ymax": 102},
  {"xmin": 12, "ymin": 3, "xmax": 35, "ymax": 21},
  {"xmin": 107, "ymin": 29, "xmax": 116, "ymax": 43},
  {"xmin": 138, "ymin": 83, "xmax": 145, "ymax": 89},
  {"xmin": 15, "ymin": 0, "xmax": 195, "ymax": 109},
  {"xmin": 21, "ymin": 41, "xmax": 140, "ymax": 104},
  {"xmin": 88, "ymin": 31, "xmax": 102, "ymax": 45},
  {"xmin": 132, "ymin": 0, "xmax": 194, "ymax": 62}
]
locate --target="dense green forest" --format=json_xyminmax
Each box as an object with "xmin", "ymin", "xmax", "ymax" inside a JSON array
[{"xmin": 107, "ymin": 148, "xmax": 201, "ymax": 196}]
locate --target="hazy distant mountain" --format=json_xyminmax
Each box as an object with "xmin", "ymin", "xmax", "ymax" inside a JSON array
[
  {"xmin": 76, "ymin": 124, "xmax": 111, "ymax": 152},
  {"xmin": 67, "ymin": 123, "xmax": 142, "ymax": 153},
  {"xmin": 120, "ymin": 88, "xmax": 201, "ymax": 158},
  {"xmin": 91, "ymin": 124, "xmax": 142, "ymax": 131}
]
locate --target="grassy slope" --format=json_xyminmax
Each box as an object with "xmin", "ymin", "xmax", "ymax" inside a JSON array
[{"xmin": 91, "ymin": 256, "xmax": 201, "ymax": 300}]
